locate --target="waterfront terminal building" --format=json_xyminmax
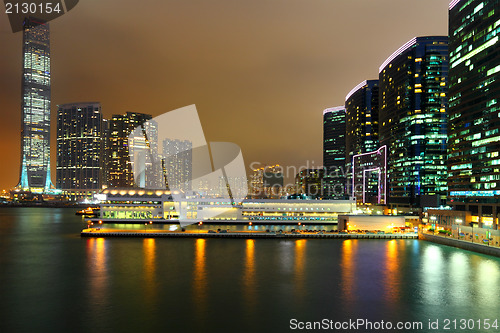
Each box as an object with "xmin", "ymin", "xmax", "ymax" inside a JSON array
[{"xmin": 92, "ymin": 188, "xmax": 355, "ymax": 225}]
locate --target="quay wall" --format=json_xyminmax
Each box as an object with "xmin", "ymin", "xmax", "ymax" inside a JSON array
[
  {"xmin": 81, "ymin": 231, "xmax": 418, "ymax": 240},
  {"xmin": 419, "ymin": 232, "xmax": 500, "ymax": 258}
]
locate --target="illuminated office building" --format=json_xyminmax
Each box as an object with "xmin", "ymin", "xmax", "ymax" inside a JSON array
[
  {"xmin": 107, "ymin": 112, "xmax": 155, "ymax": 188},
  {"xmin": 17, "ymin": 17, "xmax": 54, "ymax": 193},
  {"xmin": 379, "ymin": 36, "xmax": 448, "ymax": 207},
  {"xmin": 323, "ymin": 107, "xmax": 347, "ymax": 198},
  {"xmin": 345, "ymin": 80, "xmax": 380, "ymax": 203},
  {"xmin": 56, "ymin": 102, "xmax": 103, "ymax": 193},
  {"xmin": 346, "ymin": 80, "xmax": 380, "ymax": 158},
  {"xmin": 448, "ymin": 0, "xmax": 500, "ymax": 226}
]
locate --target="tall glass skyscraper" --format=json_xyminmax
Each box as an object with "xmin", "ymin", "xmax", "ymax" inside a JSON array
[
  {"xmin": 379, "ymin": 36, "xmax": 449, "ymax": 207},
  {"xmin": 56, "ymin": 103, "xmax": 103, "ymax": 192},
  {"xmin": 345, "ymin": 80, "xmax": 380, "ymax": 158},
  {"xmin": 323, "ymin": 107, "xmax": 346, "ymax": 170},
  {"xmin": 345, "ymin": 80, "xmax": 380, "ymax": 203},
  {"xmin": 17, "ymin": 18, "xmax": 54, "ymax": 193},
  {"xmin": 323, "ymin": 107, "xmax": 347, "ymax": 198},
  {"xmin": 448, "ymin": 0, "xmax": 500, "ymax": 226}
]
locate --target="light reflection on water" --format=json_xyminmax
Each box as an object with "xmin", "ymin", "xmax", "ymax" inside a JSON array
[
  {"xmin": 1, "ymin": 208, "xmax": 500, "ymax": 333},
  {"xmin": 294, "ymin": 239, "xmax": 307, "ymax": 299},
  {"xmin": 193, "ymin": 238, "xmax": 207, "ymax": 318},
  {"xmin": 384, "ymin": 239, "xmax": 400, "ymax": 304},
  {"xmin": 341, "ymin": 239, "xmax": 356, "ymax": 304},
  {"xmin": 86, "ymin": 237, "xmax": 109, "ymax": 325},
  {"xmin": 243, "ymin": 239, "xmax": 256, "ymax": 315},
  {"xmin": 143, "ymin": 238, "xmax": 157, "ymax": 307}
]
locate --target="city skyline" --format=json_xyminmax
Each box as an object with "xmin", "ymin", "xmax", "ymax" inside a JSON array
[
  {"xmin": 0, "ymin": 0, "xmax": 449, "ymax": 190},
  {"xmin": 1, "ymin": 2, "xmax": 500, "ymax": 331}
]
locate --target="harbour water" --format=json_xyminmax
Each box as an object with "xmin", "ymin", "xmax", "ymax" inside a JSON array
[{"xmin": 1, "ymin": 208, "xmax": 500, "ymax": 332}]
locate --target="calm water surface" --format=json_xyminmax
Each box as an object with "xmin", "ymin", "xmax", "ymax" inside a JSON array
[{"xmin": 1, "ymin": 208, "xmax": 500, "ymax": 333}]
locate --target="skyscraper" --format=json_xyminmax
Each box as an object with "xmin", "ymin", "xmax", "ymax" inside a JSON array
[
  {"xmin": 345, "ymin": 80, "xmax": 380, "ymax": 203},
  {"xmin": 323, "ymin": 107, "xmax": 347, "ymax": 198},
  {"xmin": 130, "ymin": 118, "xmax": 161, "ymax": 189},
  {"xmin": 448, "ymin": 0, "xmax": 500, "ymax": 226},
  {"xmin": 56, "ymin": 103, "xmax": 103, "ymax": 196},
  {"xmin": 345, "ymin": 80, "xmax": 380, "ymax": 158},
  {"xmin": 107, "ymin": 112, "xmax": 154, "ymax": 188},
  {"xmin": 379, "ymin": 36, "xmax": 449, "ymax": 207},
  {"xmin": 17, "ymin": 17, "xmax": 54, "ymax": 193}
]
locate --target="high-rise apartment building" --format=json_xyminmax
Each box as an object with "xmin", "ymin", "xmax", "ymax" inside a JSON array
[
  {"xmin": 56, "ymin": 102, "xmax": 103, "ymax": 193},
  {"xmin": 295, "ymin": 168, "xmax": 324, "ymax": 198},
  {"xmin": 448, "ymin": 0, "xmax": 500, "ymax": 226},
  {"xmin": 249, "ymin": 165, "xmax": 283, "ymax": 198},
  {"xmin": 162, "ymin": 139, "xmax": 193, "ymax": 192},
  {"xmin": 17, "ymin": 18, "xmax": 54, "ymax": 193},
  {"xmin": 379, "ymin": 36, "xmax": 449, "ymax": 207}
]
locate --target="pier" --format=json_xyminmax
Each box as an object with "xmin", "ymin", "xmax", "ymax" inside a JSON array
[{"xmin": 81, "ymin": 229, "xmax": 418, "ymax": 239}]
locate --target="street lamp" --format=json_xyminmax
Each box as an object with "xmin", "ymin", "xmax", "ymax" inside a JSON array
[
  {"xmin": 455, "ymin": 219, "xmax": 463, "ymax": 239},
  {"xmin": 470, "ymin": 222, "xmax": 474, "ymax": 243}
]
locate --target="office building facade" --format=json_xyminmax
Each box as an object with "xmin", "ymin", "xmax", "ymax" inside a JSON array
[
  {"xmin": 448, "ymin": 0, "xmax": 500, "ymax": 227},
  {"xmin": 107, "ymin": 112, "xmax": 154, "ymax": 188},
  {"xmin": 17, "ymin": 17, "xmax": 54, "ymax": 193},
  {"xmin": 345, "ymin": 80, "xmax": 380, "ymax": 203},
  {"xmin": 323, "ymin": 107, "xmax": 347, "ymax": 198},
  {"xmin": 379, "ymin": 36, "xmax": 449, "ymax": 207},
  {"xmin": 56, "ymin": 102, "xmax": 104, "ymax": 193},
  {"xmin": 345, "ymin": 80, "xmax": 380, "ymax": 159}
]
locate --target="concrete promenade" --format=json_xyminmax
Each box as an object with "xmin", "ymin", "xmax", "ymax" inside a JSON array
[
  {"xmin": 419, "ymin": 232, "xmax": 500, "ymax": 258},
  {"xmin": 81, "ymin": 229, "xmax": 418, "ymax": 240}
]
